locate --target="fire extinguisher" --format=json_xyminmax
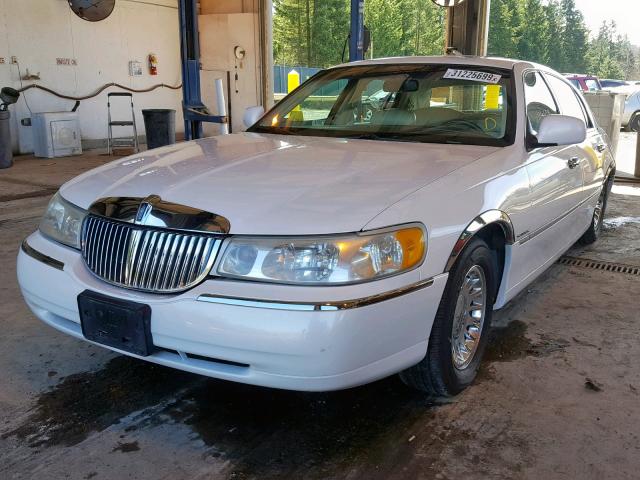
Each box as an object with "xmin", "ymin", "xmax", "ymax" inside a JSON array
[{"xmin": 148, "ymin": 53, "xmax": 158, "ymax": 76}]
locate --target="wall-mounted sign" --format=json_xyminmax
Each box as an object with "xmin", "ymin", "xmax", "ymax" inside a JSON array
[
  {"xmin": 56, "ymin": 58, "xmax": 78, "ymax": 66},
  {"xmin": 68, "ymin": 0, "xmax": 116, "ymax": 22},
  {"xmin": 129, "ymin": 61, "xmax": 143, "ymax": 77},
  {"xmin": 431, "ymin": 0, "xmax": 466, "ymax": 6}
]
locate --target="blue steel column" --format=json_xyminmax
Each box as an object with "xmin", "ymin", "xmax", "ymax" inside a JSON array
[
  {"xmin": 349, "ymin": 0, "xmax": 365, "ymax": 62},
  {"xmin": 178, "ymin": 0, "xmax": 204, "ymax": 140},
  {"xmin": 178, "ymin": 0, "xmax": 229, "ymax": 140}
]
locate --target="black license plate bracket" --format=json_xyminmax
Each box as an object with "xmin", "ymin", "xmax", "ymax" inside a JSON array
[{"xmin": 78, "ymin": 290, "xmax": 153, "ymax": 356}]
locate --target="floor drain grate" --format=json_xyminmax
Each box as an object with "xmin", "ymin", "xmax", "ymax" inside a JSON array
[{"xmin": 558, "ymin": 256, "xmax": 640, "ymax": 276}]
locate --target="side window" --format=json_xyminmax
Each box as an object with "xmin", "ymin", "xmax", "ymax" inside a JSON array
[
  {"xmin": 543, "ymin": 74, "xmax": 589, "ymax": 126},
  {"xmin": 523, "ymin": 71, "xmax": 558, "ymax": 133},
  {"xmin": 585, "ymin": 79, "xmax": 600, "ymax": 91}
]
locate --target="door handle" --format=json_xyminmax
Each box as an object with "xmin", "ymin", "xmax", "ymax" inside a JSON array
[
  {"xmin": 595, "ymin": 143, "xmax": 606, "ymax": 153},
  {"xmin": 568, "ymin": 157, "xmax": 581, "ymax": 169}
]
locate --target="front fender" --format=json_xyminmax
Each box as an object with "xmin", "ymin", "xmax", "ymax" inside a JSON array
[{"xmin": 444, "ymin": 210, "xmax": 515, "ymax": 272}]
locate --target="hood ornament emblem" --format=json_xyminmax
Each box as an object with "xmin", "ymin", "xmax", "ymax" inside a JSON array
[{"xmin": 134, "ymin": 195, "xmax": 160, "ymax": 225}]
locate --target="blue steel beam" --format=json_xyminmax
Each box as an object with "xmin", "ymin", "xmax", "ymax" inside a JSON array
[
  {"xmin": 178, "ymin": 0, "xmax": 226, "ymax": 140},
  {"xmin": 349, "ymin": 0, "xmax": 365, "ymax": 62}
]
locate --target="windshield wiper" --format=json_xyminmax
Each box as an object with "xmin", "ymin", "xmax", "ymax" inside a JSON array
[{"xmin": 344, "ymin": 132, "xmax": 417, "ymax": 142}]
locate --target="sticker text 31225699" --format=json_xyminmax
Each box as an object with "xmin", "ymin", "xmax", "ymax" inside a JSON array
[{"xmin": 443, "ymin": 69, "xmax": 502, "ymax": 84}]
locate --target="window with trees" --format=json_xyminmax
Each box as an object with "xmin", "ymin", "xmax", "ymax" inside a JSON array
[{"xmin": 543, "ymin": 74, "xmax": 591, "ymax": 127}]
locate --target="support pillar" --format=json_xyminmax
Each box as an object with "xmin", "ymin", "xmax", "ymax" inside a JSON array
[{"xmin": 445, "ymin": 0, "xmax": 491, "ymax": 56}]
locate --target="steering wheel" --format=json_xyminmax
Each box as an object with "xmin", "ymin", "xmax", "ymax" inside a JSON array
[
  {"xmin": 527, "ymin": 102, "xmax": 554, "ymax": 132},
  {"xmin": 436, "ymin": 118, "xmax": 486, "ymax": 133}
]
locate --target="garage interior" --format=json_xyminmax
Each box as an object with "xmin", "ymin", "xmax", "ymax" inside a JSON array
[{"xmin": 2, "ymin": 1, "xmax": 640, "ymax": 478}]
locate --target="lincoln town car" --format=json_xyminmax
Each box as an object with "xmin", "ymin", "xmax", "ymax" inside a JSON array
[{"xmin": 17, "ymin": 56, "xmax": 615, "ymax": 395}]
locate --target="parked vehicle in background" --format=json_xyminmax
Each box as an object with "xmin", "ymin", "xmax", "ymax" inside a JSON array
[
  {"xmin": 565, "ymin": 74, "xmax": 603, "ymax": 92},
  {"xmin": 600, "ymin": 79, "xmax": 640, "ymax": 95},
  {"xmin": 622, "ymin": 90, "xmax": 640, "ymax": 131}
]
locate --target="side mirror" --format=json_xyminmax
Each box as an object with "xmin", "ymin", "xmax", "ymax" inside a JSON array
[
  {"xmin": 535, "ymin": 114, "xmax": 587, "ymax": 147},
  {"xmin": 243, "ymin": 106, "xmax": 265, "ymax": 129}
]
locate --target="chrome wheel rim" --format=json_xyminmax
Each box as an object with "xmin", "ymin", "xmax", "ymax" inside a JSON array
[{"xmin": 451, "ymin": 265, "xmax": 487, "ymax": 370}]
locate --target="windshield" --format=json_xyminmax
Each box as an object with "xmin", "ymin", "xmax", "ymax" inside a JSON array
[
  {"xmin": 585, "ymin": 79, "xmax": 601, "ymax": 91},
  {"xmin": 249, "ymin": 64, "xmax": 515, "ymax": 147}
]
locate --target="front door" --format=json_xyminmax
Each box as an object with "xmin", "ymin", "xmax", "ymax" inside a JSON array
[
  {"xmin": 522, "ymin": 71, "xmax": 585, "ymax": 241},
  {"xmin": 542, "ymin": 72, "xmax": 607, "ymax": 207}
]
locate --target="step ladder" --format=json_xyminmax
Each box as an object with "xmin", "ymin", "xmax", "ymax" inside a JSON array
[{"xmin": 107, "ymin": 92, "xmax": 139, "ymax": 155}]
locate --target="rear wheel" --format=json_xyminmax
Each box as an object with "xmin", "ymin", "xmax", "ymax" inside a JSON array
[
  {"xmin": 579, "ymin": 179, "xmax": 611, "ymax": 245},
  {"xmin": 627, "ymin": 113, "xmax": 640, "ymax": 132},
  {"xmin": 399, "ymin": 237, "xmax": 497, "ymax": 396}
]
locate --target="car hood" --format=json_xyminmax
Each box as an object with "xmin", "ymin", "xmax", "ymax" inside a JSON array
[{"xmin": 61, "ymin": 133, "xmax": 498, "ymax": 235}]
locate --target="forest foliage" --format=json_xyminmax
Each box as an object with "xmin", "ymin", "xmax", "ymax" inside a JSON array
[
  {"xmin": 273, "ymin": 0, "xmax": 640, "ymax": 80},
  {"xmin": 489, "ymin": 0, "xmax": 639, "ymax": 79}
]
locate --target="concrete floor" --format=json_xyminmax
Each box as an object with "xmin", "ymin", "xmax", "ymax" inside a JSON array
[{"xmin": 1, "ymin": 147, "xmax": 640, "ymax": 479}]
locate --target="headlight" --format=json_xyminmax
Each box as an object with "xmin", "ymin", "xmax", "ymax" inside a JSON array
[
  {"xmin": 39, "ymin": 192, "xmax": 87, "ymax": 249},
  {"xmin": 216, "ymin": 226, "xmax": 425, "ymax": 284}
]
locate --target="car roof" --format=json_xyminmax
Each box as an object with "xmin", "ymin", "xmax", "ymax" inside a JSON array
[
  {"xmin": 331, "ymin": 55, "xmax": 541, "ymax": 71},
  {"xmin": 564, "ymin": 73, "xmax": 599, "ymax": 79}
]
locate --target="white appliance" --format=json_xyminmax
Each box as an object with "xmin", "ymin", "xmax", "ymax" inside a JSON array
[{"xmin": 32, "ymin": 112, "xmax": 82, "ymax": 158}]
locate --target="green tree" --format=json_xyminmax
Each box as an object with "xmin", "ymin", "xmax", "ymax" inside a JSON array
[
  {"xmin": 560, "ymin": 0, "xmax": 588, "ymax": 72},
  {"xmin": 273, "ymin": 0, "xmax": 640, "ymax": 83},
  {"xmin": 544, "ymin": 0, "xmax": 564, "ymax": 69},
  {"xmin": 411, "ymin": 0, "xmax": 445, "ymax": 56},
  {"xmin": 517, "ymin": 0, "xmax": 549, "ymax": 63},
  {"xmin": 586, "ymin": 21, "xmax": 625, "ymax": 79},
  {"xmin": 488, "ymin": 0, "xmax": 520, "ymax": 58},
  {"xmin": 310, "ymin": 0, "xmax": 350, "ymax": 66},
  {"xmin": 273, "ymin": 0, "xmax": 349, "ymax": 67},
  {"xmin": 612, "ymin": 34, "xmax": 637, "ymax": 80},
  {"xmin": 363, "ymin": 0, "xmax": 404, "ymax": 58},
  {"xmin": 273, "ymin": 0, "xmax": 307, "ymax": 65}
]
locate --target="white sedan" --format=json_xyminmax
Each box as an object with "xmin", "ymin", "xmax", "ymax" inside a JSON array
[{"xmin": 18, "ymin": 56, "xmax": 615, "ymax": 396}]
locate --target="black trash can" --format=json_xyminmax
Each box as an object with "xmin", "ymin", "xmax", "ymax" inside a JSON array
[
  {"xmin": 0, "ymin": 111, "xmax": 12, "ymax": 169},
  {"xmin": 142, "ymin": 109, "xmax": 176, "ymax": 149}
]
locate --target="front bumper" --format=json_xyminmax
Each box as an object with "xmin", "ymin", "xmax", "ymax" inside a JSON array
[{"xmin": 17, "ymin": 232, "xmax": 448, "ymax": 391}]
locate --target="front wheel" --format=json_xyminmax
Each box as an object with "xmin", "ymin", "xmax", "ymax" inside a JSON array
[{"xmin": 399, "ymin": 237, "xmax": 497, "ymax": 396}]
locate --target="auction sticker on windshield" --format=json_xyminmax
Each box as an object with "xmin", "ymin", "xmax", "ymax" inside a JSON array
[{"xmin": 443, "ymin": 69, "xmax": 502, "ymax": 84}]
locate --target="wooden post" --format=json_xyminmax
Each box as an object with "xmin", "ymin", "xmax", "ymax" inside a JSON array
[{"xmin": 445, "ymin": 0, "xmax": 491, "ymax": 56}]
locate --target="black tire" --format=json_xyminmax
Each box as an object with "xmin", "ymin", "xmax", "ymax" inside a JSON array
[
  {"xmin": 399, "ymin": 237, "xmax": 498, "ymax": 396},
  {"xmin": 627, "ymin": 113, "xmax": 640, "ymax": 132},
  {"xmin": 578, "ymin": 177, "xmax": 612, "ymax": 245}
]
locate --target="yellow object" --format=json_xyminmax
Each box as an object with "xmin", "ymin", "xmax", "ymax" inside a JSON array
[
  {"xmin": 287, "ymin": 69, "xmax": 302, "ymax": 119},
  {"xmin": 287, "ymin": 69, "xmax": 300, "ymax": 93},
  {"xmin": 288, "ymin": 110, "xmax": 304, "ymax": 123},
  {"xmin": 485, "ymin": 85, "xmax": 501, "ymax": 110}
]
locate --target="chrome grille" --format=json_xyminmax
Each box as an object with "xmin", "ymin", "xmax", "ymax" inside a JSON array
[{"xmin": 81, "ymin": 215, "xmax": 221, "ymax": 293}]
